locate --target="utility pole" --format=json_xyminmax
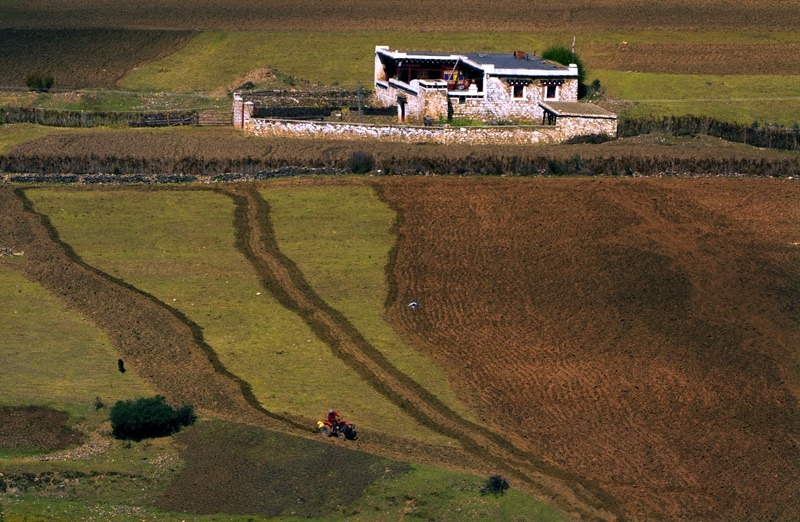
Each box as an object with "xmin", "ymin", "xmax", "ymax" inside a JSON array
[{"xmin": 357, "ymin": 81, "xmax": 363, "ymax": 123}]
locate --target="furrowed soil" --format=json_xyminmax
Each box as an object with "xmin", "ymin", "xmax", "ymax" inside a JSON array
[
  {"xmin": 0, "ymin": 406, "xmax": 84, "ymax": 452},
  {"xmin": 2, "ymin": 1, "xmax": 799, "ymax": 32},
  {"xmin": 586, "ymin": 41, "xmax": 800, "ymax": 76},
  {"xmin": 378, "ymin": 176, "xmax": 800, "ymax": 521},
  {"xmin": 0, "ymin": 29, "xmax": 195, "ymax": 89},
  {"xmin": 158, "ymin": 420, "xmax": 410, "ymax": 517}
]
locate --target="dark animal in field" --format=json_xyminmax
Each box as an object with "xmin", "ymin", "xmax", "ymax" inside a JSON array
[{"xmin": 118, "ymin": 359, "xmax": 126, "ymax": 373}]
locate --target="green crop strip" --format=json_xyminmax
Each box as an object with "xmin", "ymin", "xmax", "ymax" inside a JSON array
[{"xmin": 27, "ymin": 188, "xmax": 452, "ymax": 445}]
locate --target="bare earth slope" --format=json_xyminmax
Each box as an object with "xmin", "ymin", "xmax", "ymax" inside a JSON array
[
  {"xmin": 2, "ymin": 1, "xmax": 799, "ymax": 31},
  {"xmin": 379, "ymin": 177, "xmax": 800, "ymax": 520}
]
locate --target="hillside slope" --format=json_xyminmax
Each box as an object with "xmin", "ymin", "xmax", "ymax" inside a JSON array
[
  {"xmin": 3, "ymin": 0, "xmax": 799, "ymax": 31},
  {"xmin": 379, "ymin": 177, "xmax": 800, "ymax": 520}
]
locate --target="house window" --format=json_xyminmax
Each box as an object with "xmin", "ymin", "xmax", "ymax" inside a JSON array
[
  {"xmin": 545, "ymin": 84, "xmax": 558, "ymax": 100},
  {"xmin": 512, "ymin": 84, "xmax": 525, "ymax": 99}
]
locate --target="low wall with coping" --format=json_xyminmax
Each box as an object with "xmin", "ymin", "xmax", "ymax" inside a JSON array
[
  {"xmin": 245, "ymin": 118, "xmax": 614, "ymax": 145},
  {"xmin": 235, "ymin": 93, "xmax": 616, "ymax": 144}
]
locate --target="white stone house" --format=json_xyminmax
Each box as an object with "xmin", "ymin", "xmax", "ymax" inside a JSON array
[
  {"xmin": 373, "ymin": 45, "xmax": 615, "ymax": 135},
  {"xmin": 232, "ymin": 46, "xmax": 617, "ymax": 144}
]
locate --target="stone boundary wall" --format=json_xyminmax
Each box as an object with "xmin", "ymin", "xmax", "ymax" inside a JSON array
[
  {"xmin": 248, "ymin": 118, "xmax": 579, "ymax": 145},
  {"xmin": 237, "ymin": 94, "xmax": 617, "ymax": 144},
  {"xmin": 245, "ymin": 116, "xmax": 616, "ymax": 145}
]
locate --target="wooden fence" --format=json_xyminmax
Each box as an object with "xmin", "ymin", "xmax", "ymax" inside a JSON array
[{"xmin": 0, "ymin": 106, "xmax": 198, "ymax": 128}]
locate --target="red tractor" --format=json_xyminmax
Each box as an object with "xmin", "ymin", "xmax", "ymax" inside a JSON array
[{"xmin": 317, "ymin": 411, "xmax": 358, "ymax": 440}]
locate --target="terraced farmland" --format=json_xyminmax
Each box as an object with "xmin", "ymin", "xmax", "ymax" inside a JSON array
[{"xmin": 2, "ymin": 176, "xmax": 797, "ymax": 520}]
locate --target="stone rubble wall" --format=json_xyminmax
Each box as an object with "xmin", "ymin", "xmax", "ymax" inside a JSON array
[
  {"xmin": 373, "ymin": 82, "xmax": 395, "ymax": 107},
  {"xmin": 452, "ymin": 78, "xmax": 580, "ymax": 124},
  {"xmin": 245, "ymin": 116, "xmax": 616, "ymax": 145},
  {"xmin": 558, "ymin": 115, "xmax": 618, "ymax": 138},
  {"xmin": 561, "ymin": 78, "xmax": 579, "ymax": 102},
  {"xmin": 406, "ymin": 85, "xmax": 449, "ymax": 123}
]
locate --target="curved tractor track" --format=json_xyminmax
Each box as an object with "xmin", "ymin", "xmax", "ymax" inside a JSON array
[{"xmin": 220, "ymin": 184, "xmax": 623, "ymax": 520}]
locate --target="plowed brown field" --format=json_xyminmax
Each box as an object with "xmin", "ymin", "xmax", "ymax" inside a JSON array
[
  {"xmin": 587, "ymin": 42, "xmax": 800, "ymax": 76},
  {"xmin": 3, "ymin": 0, "xmax": 799, "ymax": 31},
  {"xmin": 0, "ymin": 29, "xmax": 194, "ymax": 89},
  {"xmin": 379, "ymin": 177, "xmax": 800, "ymax": 520}
]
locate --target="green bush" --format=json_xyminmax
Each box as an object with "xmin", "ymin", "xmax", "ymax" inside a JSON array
[
  {"xmin": 480, "ymin": 475, "xmax": 510, "ymax": 496},
  {"xmin": 26, "ymin": 73, "xmax": 55, "ymax": 92},
  {"xmin": 110, "ymin": 395, "xmax": 196, "ymax": 441},
  {"xmin": 540, "ymin": 46, "xmax": 586, "ymax": 98}
]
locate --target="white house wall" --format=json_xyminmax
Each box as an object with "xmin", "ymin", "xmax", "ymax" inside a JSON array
[{"xmin": 452, "ymin": 77, "xmax": 579, "ymax": 123}]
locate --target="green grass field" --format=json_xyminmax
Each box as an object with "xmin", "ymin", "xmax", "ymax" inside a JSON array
[
  {"xmin": 598, "ymin": 70, "xmax": 800, "ymax": 124},
  {"xmin": 349, "ymin": 462, "xmax": 564, "ymax": 521},
  {"xmin": 0, "ymin": 262, "xmax": 154, "ymax": 410},
  {"xmin": 2, "ymin": 419, "xmax": 563, "ymax": 521},
  {"xmin": 25, "ymin": 187, "xmax": 454, "ymax": 445}
]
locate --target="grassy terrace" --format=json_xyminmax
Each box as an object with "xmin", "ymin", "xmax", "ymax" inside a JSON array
[
  {"xmin": 599, "ymin": 71, "xmax": 800, "ymax": 124},
  {"xmin": 1, "ymin": 29, "xmax": 795, "ymax": 124},
  {"xmin": 0, "ymin": 262, "xmax": 154, "ymax": 411},
  {"xmin": 25, "ymin": 187, "xmax": 456, "ymax": 445}
]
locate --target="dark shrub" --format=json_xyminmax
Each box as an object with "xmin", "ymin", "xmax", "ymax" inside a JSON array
[
  {"xmin": 110, "ymin": 395, "xmax": 196, "ymax": 441},
  {"xmin": 348, "ymin": 151, "xmax": 375, "ymax": 173},
  {"xmin": 564, "ymin": 133, "xmax": 614, "ymax": 145},
  {"xmin": 175, "ymin": 404, "xmax": 197, "ymax": 427},
  {"xmin": 481, "ymin": 475, "xmax": 510, "ymax": 496},
  {"xmin": 26, "ymin": 73, "xmax": 54, "ymax": 92}
]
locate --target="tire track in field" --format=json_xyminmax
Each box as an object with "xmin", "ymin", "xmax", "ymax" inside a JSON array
[
  {"xmin": 0, "ymin": 186, "xmax": 307, "ymax": 432},
  {"xmin": 220, "ymin": 184, "xmax": 623, "ymax": 521}
]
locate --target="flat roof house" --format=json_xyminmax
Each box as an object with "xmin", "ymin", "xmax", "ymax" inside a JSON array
[{"xmin": 373, "ymin": 45, "xmax": 592, "ymax": 125}]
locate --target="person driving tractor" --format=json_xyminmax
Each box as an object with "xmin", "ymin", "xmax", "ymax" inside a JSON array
[{"xmin": 327, "ymin": 408, "xmax": 342, "ymax": 427}]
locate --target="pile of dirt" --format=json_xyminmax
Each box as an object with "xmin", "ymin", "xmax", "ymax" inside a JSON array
[
  {"xmin": 157, "ymin": 421, "xmax": 410, "ymax": 517},
  {"xmin": 0, "ymin": 406, "xmax": 84, "ymax": 451},
  {"xmin": 379, "ymin": 177, "xmax": 800, "ymax": 520}
]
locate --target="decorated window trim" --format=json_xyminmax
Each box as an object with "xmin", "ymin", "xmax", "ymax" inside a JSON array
[
  {"xmin": 507, "ymin": 78, "xmax": 531, "ymax": 101},
  {"xmin": 542, "ymin": 79, "xmax": 563, "ymax": 101}
]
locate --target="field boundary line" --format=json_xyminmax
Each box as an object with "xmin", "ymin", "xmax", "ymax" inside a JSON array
[{"xmin": 220, "ymin": 183, "xmax": 624, "ymax": 520}]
